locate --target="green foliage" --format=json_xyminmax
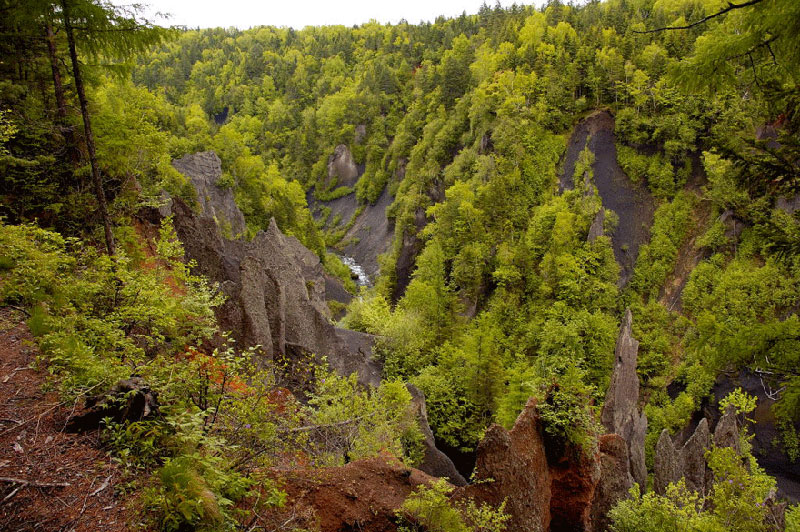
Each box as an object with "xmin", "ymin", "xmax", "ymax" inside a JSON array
[
  {"xmin": 631, "ymin": 191, "xmax": 697, "ymax": 301},
  {"xmin": 611, "ymin": 445, "xmax": 777, "ymax": 532},
  {"xmin": 305, "ymin": 367, "xmax": 425, "ymax": 467},
  {"xmin": 398, "ymin": 479, "xmax": 509, "ymax": 532}
]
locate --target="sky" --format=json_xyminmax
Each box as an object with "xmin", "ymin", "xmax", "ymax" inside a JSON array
[{"xmin": 139, "ymin": 0, "xmax": 536, "ymax": 30}]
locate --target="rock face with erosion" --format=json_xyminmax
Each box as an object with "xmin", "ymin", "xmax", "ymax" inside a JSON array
[
  {"xmin": 590, "ymin": 434, "xmax": 633, "ymax": 532},
  {"xmin": 143, "ymin": 195, "xmax": 381, "ymax": 388},
  {"xmin": 327, "ymin": 144, "xmax": 360, "ymax": 188},
  {"xmin": 462, "ymin": 398, "xmax": 634, "ymax": 532},
  {"xmin": 172, "ymin": 151, "xmax": 247, "ymax": 237},
  {"xmin": 560, "ymin": 111, "xmax": 654, "ymax": 284},
  {"xmin": 462, "ymin": 397, "xmax": 552, "ymax": 532},
  {"xmin": 406, "ymin": 384, "xmax": 467, "ymax": 486},
  {"xmin": 601, "ymin": 308, "xmax": 647, "ymax": 489}
]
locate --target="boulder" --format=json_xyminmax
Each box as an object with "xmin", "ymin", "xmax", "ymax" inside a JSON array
[
  {"xmin": 591, "ymin": 434, "xmax": 633, "ymax": 532},
  {"xmin": 406, "ymin": 384, "xmax": 467, "ymax": 486},
  {"xmin": 172, "ymin": 151, "xmax": 247, "ymax": 237},
  {"xmin": 66, "ymin": 377, "xmax": 157, "ymax": 432},
  {"xmin": 601, "ymin": 309, "xmax": 647, "ymax": 489},
  {"xmin": 462, "ymin": 397, "xmax": 551, "ymax": 532}
]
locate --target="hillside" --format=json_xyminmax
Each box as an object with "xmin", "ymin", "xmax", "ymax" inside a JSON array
[{"xmin": 1, "ymin": 0, "xmax": 800, "ymax": 530}]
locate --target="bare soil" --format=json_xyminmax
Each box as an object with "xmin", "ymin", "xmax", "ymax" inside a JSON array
[{"xmin": 0, "ymin": 308, "xmax": 128, "ymax": 532}]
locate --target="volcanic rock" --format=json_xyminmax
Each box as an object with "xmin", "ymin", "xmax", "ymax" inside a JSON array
[
  {"xmin": 327, "ymin": 144, "xmax": 360, "ymax": 188},
  {"xmin": 601, "ymin": 308, "xmax": 647, "ymax": 489},
  {"xmin": 407, "ymin": 384, "xmax": 467, "ymax": 486},
  {"xmin": 462, "ymin": 397, "xmax": 551, "ymax": 532},
  {"xmin": 172, "ymin": 151, "xmax": 247, "ymax": 237},
  {"xmin": 654, "ymin": 429, "xmax": 680, "ymax": 495},
  {"xmin": 590, "ymin": 434, "xmax": 633, "ymax": 532},
  {"xmin": 144, "ymin": 197, "xmax": 381, "ymax": 388}
]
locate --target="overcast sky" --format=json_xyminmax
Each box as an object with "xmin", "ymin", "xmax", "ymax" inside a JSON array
[{"xmin": 139, "ymin": 0, "xmax": 536, "ymax": 30}]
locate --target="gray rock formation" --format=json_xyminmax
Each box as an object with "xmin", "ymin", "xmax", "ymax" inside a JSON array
[
  {"xmin": 682, "ymin": 418, "xmax": 711, "ymax": 494},
  {"xmin": 588, "ymin": 208, "xmax": 605, "ymax": 242},
  {"xmin": 655, "ymin": 418, "xmax": 713, "ymax": 496},
  {"xmin": 654, "ymin": 429, "xmax": 680, "ymax": 495},
  {"xmin": 601, "ymin": 309, "xmax": 647, "ymax": 489},
  {"xmin": 146, "ymin": 198, "xmax": 381, "ymax": 388},
  {"xmin": 172, "ymin": 151, "xmax": 247, "ymax": 237},
  {"xmin": 776, "ymin": 194, "xmax": 800, "ymax": 215},
  {"xmin": 406, "ymin": 384, "xmax": 467, "ymax": 486},
  {"xmin": 354, "ymin": 124, "xmax": 367, "ymax": 144},
  {"xmin": 591, "ymin": 434, "xmax": 634, "ymax": 532},
  {"xmin": 714, "ymin": 405, "xmax": 741, "ymax": 454},
  {"xmin": 327, "ymin": 144, "xmax": 360, "ymax": 188}
]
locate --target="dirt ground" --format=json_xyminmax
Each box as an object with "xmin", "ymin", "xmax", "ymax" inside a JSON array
[{"xmin": 0, "ymin": 308, "xmax": 129, "ymax": 532}]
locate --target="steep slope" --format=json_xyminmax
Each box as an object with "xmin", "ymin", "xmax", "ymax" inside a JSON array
[
  {"xmin": 309, "ymin": 144, "xmax": 395, "ymax": 281},
  {"xmin": 0, "ymin": 308, "xmax": 127, "ymax": 531},
  {"xmin": 561, "ymin": 111, "xmax": 655, "ymax": 285}
]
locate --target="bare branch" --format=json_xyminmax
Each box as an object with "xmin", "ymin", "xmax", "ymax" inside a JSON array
[{"xmin": 634, "ymin": 0, "xmax": 765, "ymax": 34}]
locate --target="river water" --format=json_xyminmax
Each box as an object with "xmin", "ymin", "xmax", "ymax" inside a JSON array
[{"xmin": 340, "ymin": 255, "xmax": 370, "ymax": 287}]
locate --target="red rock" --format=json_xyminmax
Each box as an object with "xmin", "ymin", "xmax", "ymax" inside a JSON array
[{"xmin": 461, "ymin": 397, "xmax": 552, "ymax": 532}]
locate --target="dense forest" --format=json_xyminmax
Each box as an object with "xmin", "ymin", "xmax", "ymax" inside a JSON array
[{"xmin": 1, "ymin": 0, "xmax": 800, "ymax": 530}]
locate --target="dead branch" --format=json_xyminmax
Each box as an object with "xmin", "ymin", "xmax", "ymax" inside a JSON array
[
  {"xmin": 0, "ymin": 476, "xmax": 71, "ymax": 488},
  {"xmin": 634, "ymin": 0, "xmax": 765, "ymax": 34}
]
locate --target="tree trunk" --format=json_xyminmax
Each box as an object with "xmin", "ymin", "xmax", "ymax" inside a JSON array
[
  {"xmin": 61, "ymin": 0, "xmax": 115, "ymax": 256},
  {"xmin": 45, "ymin": 20, "xmax": 79, "ymax": 167}
]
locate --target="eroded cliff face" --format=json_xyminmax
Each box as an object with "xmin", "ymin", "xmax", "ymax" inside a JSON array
[
  {"xmin": 560, "ymin": 111, "xmax": 655, "ymax": 285},
  {"xmin": 600, "ymin": 308, "xmax": 647, "ymax": 489},
  {"xmin": 162, "ymin": 198, "xmax": 381, "ymax": 387},
  {"xmin": 172, "ymin": 151, "xmax": 247, "ymax": 238}
]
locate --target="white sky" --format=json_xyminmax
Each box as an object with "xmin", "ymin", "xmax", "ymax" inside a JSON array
[{"xmin": 139, "ymin": 0, "xmax": 537, "ymax": 30}]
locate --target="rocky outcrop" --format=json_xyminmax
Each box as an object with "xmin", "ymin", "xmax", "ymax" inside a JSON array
[
  {"xmin": 392, "ymin": 207, "xmax": 427, "ymax": 303},
  {"xmin": 588, "ymin": 208, "xmax": 605, "ymax": 242},
  {"xmin": 560, "ymin": 111, "xmax": 655, "ymax": 285},
  {"xmin": 172, "ymin": 151, "xmax": 247, "ymax": 237},
  {"xmin": 462, "ymin": 397, "xmax": 552, "ymax": 532},
  {"xmin": 682, "ymin": 418, "xmax": 711, "ymax": 494},
  {"xmin": 407, "ymin": 385, "xmax": 467, "ymax": 486},
  {"xmin": 654, "ymin": 429, "xmax": 680, "ymax": 495},
  {"xmin": 714, "ymin": 405, "xmax": 741, "ymax": 453},
  {"xmin": 327, "ymin": 144, "xmax": 360, "ymax": 188},
  {"xmin": 143, "ymin": 197, "xmax": 381, "ymax": 388},
  {"xmin": 601, "ymin": 309, "xmax": 647, "ymax": 489},
  {"xmin": 590, "ymin": 434, "xmax": 633, "ymax": 532},
  {"xmin": 549, "ymin": 449, "xmax": 600, "ymax": 532},
  {"xmin": 462, "ymin": 398, "xmax": 634, "ymax": 532}
]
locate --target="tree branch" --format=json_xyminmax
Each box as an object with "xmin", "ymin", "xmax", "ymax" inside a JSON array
[
  {"xmin": 634, "ymin": 0, "xmax": 765, "ymax": 34},
  {"xmin": 0, "ymin": 476, "xmax": 71, "ymax": 488}
]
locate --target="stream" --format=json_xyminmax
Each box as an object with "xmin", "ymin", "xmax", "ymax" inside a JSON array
[{"xmin": 339, "ymin": 255, "xmax": 371, "ymax": 287}]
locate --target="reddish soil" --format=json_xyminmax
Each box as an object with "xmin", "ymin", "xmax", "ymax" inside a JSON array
[
  {"xmin": 0, "ymin": 308, "xmax": 128, "ymax": 532},
  {"xmin": 257, "ymin": 455, "xmax": 438, "ymax": 532}
]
